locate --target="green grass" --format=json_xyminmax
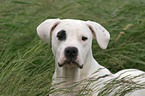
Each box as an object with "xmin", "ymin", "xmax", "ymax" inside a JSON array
[{"xmin": 0, "ymin": 0, "xmax": 145, "ymax": 95}]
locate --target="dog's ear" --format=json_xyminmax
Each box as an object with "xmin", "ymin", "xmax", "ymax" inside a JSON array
[
  {"xmin": 37, "ymin": 19, "xmax": 60, "ymax": 44},
  {"xmin": 86, "ymin": 21, "xmax": 110, "ymax": 49}
]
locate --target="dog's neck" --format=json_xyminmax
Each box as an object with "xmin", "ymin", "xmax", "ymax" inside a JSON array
[
  {"xmin": 53, "ymin": 49, "xmax": 101, "ymax": 83},
  {"xmin": 62, "ymin": 65, "xmax": 81, "ymax": 82}
]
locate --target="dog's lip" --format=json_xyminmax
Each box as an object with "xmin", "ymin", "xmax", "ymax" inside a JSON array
[
  {"xmin": 58, "ymin": 61, "xmax": 83, "ymax": 69},
  {"xmin": 58, "ymin": 62, "xmax": 63, "ymax": 67}
]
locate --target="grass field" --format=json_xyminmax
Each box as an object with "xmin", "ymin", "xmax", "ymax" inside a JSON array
[{"xmin": 0, "ymin": 0, "xmax": 145, "ymax": 95}]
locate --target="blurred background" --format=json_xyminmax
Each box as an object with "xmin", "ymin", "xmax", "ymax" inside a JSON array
[{"xmin": 0, "ymin": 0, "xmax": 145, "ymax": 95}]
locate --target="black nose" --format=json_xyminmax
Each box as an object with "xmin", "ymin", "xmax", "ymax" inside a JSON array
[{"xmin": 64, "ymin": 47, "xmax": 78, "ymax": 58}]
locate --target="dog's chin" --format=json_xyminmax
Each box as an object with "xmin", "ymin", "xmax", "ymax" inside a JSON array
[{"xmin": 58, "ymin": 61, "xmax": 83, "ymax": 69}]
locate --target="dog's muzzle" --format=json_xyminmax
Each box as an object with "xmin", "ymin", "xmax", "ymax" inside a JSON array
[{"xmin": 58, "ymin": 47, "xmax": 83, "ymax": 69}]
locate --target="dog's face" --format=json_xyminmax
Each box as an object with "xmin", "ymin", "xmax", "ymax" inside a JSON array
[
  {"xmin": 37, "ymin": 19, "xmax": 110, "ymax": 69},
  {"xmin": 52, "ymin": 20, "xmax": 93, "ymax": 69}
]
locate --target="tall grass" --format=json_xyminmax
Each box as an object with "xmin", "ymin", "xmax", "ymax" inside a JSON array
[{"xmin": 0, "ymin": 0, "xmax": 145, "ymax": 95}]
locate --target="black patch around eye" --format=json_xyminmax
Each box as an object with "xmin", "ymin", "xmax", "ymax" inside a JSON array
[
  {"xmin": 57, "ymin": 30, "xmax": 66, "ymax": 41},
  {"xmin": 82, "ymin": 36, "xmax": 88, "ymax": 41}
]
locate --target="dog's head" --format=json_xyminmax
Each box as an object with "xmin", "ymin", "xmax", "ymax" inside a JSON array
[{"xmin": 37, "ymin": 19, "xmax": 110, "ymax": 69}]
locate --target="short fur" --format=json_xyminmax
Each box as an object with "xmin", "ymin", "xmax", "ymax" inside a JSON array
[{"xmin": 37, "ymin": 19, "xmax": 145, "ymax": 96}]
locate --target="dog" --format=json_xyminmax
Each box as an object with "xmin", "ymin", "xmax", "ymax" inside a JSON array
[{"xmin": 37, "ymin": 19, "xmax": 145, "ymax": 96}]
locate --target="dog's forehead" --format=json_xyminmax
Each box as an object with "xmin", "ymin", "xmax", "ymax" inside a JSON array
[
  {"xmin": 55, "ymin": 19, "xmax": 91, "ymax": 36},
  {"xmin": 59, "ymin": 19, "xmax": 86, "ymax": 28}
]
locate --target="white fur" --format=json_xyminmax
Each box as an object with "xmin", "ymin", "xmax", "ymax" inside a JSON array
[{"xmin": 37, "ymin": 19, "xmax": 145, "ymax": 96}]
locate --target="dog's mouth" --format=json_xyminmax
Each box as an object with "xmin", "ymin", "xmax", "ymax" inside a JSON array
[{"xmin": 58, "ymin": 60, "xmax": 83, "ymax": 69}]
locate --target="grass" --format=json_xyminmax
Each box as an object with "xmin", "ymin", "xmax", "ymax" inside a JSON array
[{"xmin": 0, "ymin": 0, "xmax": 145, "ymax": 95}]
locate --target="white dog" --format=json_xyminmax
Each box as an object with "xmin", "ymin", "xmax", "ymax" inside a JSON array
[{"xmin": 37, "ymin": 19, "xmax": 145, "ymax": 96}]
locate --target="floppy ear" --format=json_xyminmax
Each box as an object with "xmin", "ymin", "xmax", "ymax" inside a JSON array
[
  {"xmin": 37, "ymin": 19, "xmax": 60, "ymax": 44},
  {"xmin": 86, "ymin": 21, "xmax": 110, "ymax": 49}
]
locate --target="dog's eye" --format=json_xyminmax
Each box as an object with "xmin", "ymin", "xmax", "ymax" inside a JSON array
[
  {"xmin": 82, "ymin": 36, "xmax": 88, "ymax": 41},
  {"xmin": 57, "ymin": 30, "xmax": 66, "ymax": 41}
]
